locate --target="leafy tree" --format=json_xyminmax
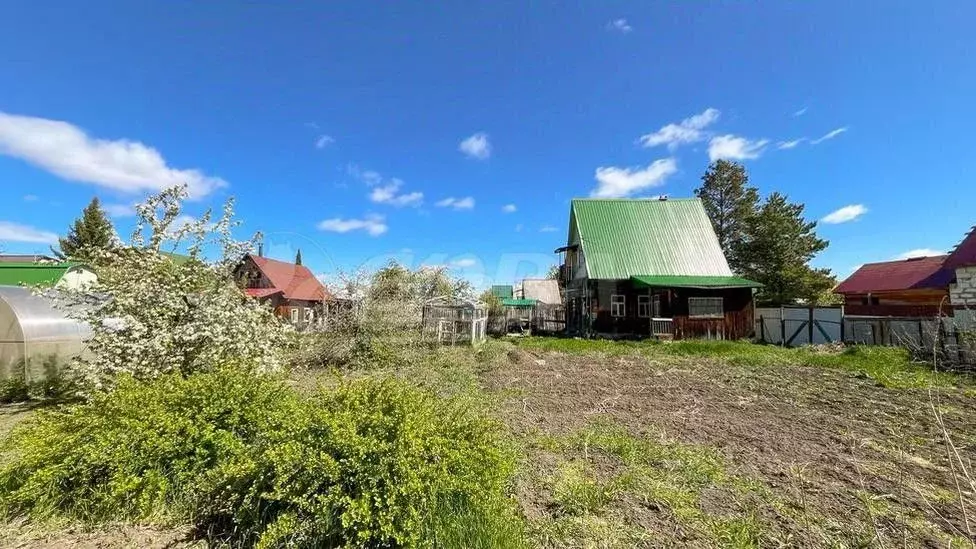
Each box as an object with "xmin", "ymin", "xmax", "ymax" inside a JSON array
[
  {"xmin": 695, "ymin": 160, "xmax": 759, "ymax": 272},
  {"xmin": 295, "ymin": 249, "xmax": 303, "ymax": 266},
  {"xmin": 736, "ymin": 192, "xmax": 836, "ymax": 304},
  {"xmin": 53, "ymin": 197, "xmax": 116, "ymax": 262},
  {"xmin": 546, "ymin": 264, "xmax": 560, "ymax": 280},
  {"xmin": 479, "ymin": 289, "xmax": 503, "ymax": 313}
]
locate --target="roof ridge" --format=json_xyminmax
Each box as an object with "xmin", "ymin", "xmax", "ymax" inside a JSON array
[
  {"xmin": 859, "ymin": 254, "xmax": 949, "ymax": 267},
  {"xmin": 571, "ymin": 197, "xmax": 700, "ymax": 202}
]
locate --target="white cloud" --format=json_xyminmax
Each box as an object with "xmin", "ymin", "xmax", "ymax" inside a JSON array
[
  {"xmin": 638, "ymin": 108, "xmax": 720, "ymax": 150},
  {"xmin": 22, "ymin": 194, "xmax": 38, "ymax": 202},
  {"xmin": 451, "ymin": 257, "xmax": 478, "ymax": 268},
  {"xmin": 459, "ymin": 132, "xmax": 491, "ymax": 160},
  {"xmin": 777, "ymin": 138, "xmax": 804, "ymax": 150},
  {"xmin": 896, "ymin": 248, "xmax": 944, "ymax": 260},
  {"xmin": 0, "ymin": 221, "xmax": 58, "ymax": 244},
  {"xmin": 171, "ymin": 214, "xmax": 198, "ymax": 231},
  {"xmin": 304, "ymin": 122, "xmax": 320, "ymax": 130},
  {"xmin": 348, "ymin": 165, "xmax": 423, "ymax": 207},
  {"xmin": 707, "ymin": 135, "xmax": 769, "ymax": 161},
  {"xmin": 811, "ymin": 127, "xmax": 847, "ymax": 145},
  {"xmin": 514, "ymin": 224, "xmax": 524, "ymax": 232},
  {"xmin": 591, "ymin": 158, "xmax": 678, "ymax": 198},
  {"xmin": 317, "ymin": 214, "xmax": 387, "ymax": 236},
  {"xmin": 606, "ymin": 18, "xmax": 632, "ymax": 33},
  {"xmin": 436, "ymin": 197, "xmax": 475, "ymax": 210},
  {"xmin": 821, "ymin": 204, "xmax": 868, "ymax": 224},
  {"xmin": 501, "ymin": 204, "xmax": 517, "ymax": 213},
  {"xmin": 315, "ymin": 135, "xmax": 334, "ymax": 149},
  {"xmin": 346, "ymin": 164, "xmax": 384, "ymax": 186},
  {"xmin": 0, "ymin": 111, "xmax": 226, "ymax": 199},
  {"xmin": 369, "ymin": 179, "xmax": 423, "ymax": 207},
  {"xmin": 540, "ymin": 225, "xmax": 559, "ymax": 233},
  {"xmin": 104, "ymin": 203, "xmax": 137, "ymax": 217},
  {"xmin": 793, "ymin": 107, "xmax": 808, "ymax": 117}
]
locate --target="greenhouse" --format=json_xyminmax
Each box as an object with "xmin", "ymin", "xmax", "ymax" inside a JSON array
[
  {"xmin": 0, "ymin": 286, "xmax": 91, "ymax": 384},
  {"xmin": 421, "ymin": 296, "xmax": 488, "ymax": 346}
]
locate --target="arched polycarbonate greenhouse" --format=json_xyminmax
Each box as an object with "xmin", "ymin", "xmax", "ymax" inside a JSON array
[{"xmin": 0, "ymin": 286, "xmax": 91, "ymax": 384}]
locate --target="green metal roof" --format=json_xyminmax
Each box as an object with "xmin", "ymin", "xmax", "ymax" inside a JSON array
[
  {"xmin": 0, "ymin": 262, "xmax": 81, "ymax": 287},
  {"xmin": 491, "ymin": 285, "xmax": 514, "ymax": 299},
  {"xmin": 570, "ymin": 198, "xmax": 734, "ymax": 280},
  {"xmin": 631, "ymin": 275, "xmax": 761, "ymax": 289},
  {"xmin": 501, "ymin": 298, "xmax": 538, "ymax": 307}
]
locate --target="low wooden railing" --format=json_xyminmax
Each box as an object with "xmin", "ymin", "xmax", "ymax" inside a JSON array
[{"xmin": 651, "ymin": 317, "xmax": 674, "ymax": 336}]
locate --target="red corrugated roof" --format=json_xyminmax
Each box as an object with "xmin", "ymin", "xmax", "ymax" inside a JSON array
[
  {"xmin": 835, "ymin": 255, "xmax": 953, "ymax": 294},
  {"xmin": 944, "ymin": 227, "xmax": 976, "ymax": 269},
  {"xmin": 245, "ymin": 288, "xmax": 283, "ymax": 298},
  {"xmin": 247, "ymin": 255, "xmax": 330, "ymax": 301}
]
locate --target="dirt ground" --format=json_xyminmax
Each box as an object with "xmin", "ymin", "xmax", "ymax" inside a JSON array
[
  {"xmin": 489, "ymin": 346, "xmax": 976, "ymax": 547},
  {"xmin": 2, "ymin": 343, "xmax": 975, "ymax": 547}
]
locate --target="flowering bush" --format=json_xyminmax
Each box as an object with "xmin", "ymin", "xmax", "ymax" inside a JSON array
[{"xmin": 54, "ymin": 186, "xmax": 289, "ymax": 394}]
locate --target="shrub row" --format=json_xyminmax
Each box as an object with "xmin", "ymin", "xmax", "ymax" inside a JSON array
[{"xmin": 0, "ymin": 368, "xmax": 522, "ymax": 548}]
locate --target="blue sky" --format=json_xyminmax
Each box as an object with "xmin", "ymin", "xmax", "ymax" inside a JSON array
[{"xmin": 1, "ymin": 1, "xmax": 974, "ymax": 287}]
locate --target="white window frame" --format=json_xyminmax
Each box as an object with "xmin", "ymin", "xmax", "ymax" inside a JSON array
[
  {"xmin": 290, "ymin": 307, "xmax": 300, "ymax": 323},
  {"xmin": 610, "ymin": 294, "xmax": 626, "ymax": 317},
  {"xmin": 304, "ymin": 308, "xmax": 315, "ymax": 323},
  {"xmin": 637, "ymin": 295, "xmax": 651, "ymax": 318},
  {"xmin": 688, "ymin": 297, "xmax": 724, "ymax": 319}
]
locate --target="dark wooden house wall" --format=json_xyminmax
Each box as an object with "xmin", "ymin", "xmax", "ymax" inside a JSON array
[{"xmin": 570, "ymin": 279, "xmax": 754, "ymax": 340}]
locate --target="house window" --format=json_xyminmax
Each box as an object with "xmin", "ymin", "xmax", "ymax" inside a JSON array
[
  {"xmin": 611, "ymin": 294, "xmax": 626, "ymax": 317},
  {"xmin": 688, "ymin": 297, "xmax": 724, "ymax": 318},
  {"xmin": 637, "ymin": 295, "xmax": 651, "ymax": 318},
  {"xmin": 290, "ymin": 307, "xmax": 300, "ymax": 323},
  {"xmin": 304, "ymin": 308, "xmax": 315, "ymax": 323}
]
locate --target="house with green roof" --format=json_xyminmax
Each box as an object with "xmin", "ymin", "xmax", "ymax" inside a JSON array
[
  {"xmin": 555, "ymin": 197, "xmax": 761, "ymax": 340},
  {"xmin": 0, "ymin": 262, "xmax": 97, "ymax": 290}
]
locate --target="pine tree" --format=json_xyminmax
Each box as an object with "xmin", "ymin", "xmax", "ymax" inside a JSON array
[
  {"xmin": 736, "ymin": 192, "xmax": 836, "ymax": 304},
  {"xmin": 695, "ymin": 160, "xmax": 759, "ymax": 272},
  {"xmin": 295, "ymin": 249, "xmax": 303, "ymax": 266},
  {"xmin": 53, "ymin": 197, "xmax": 116, "ymax": 262}
]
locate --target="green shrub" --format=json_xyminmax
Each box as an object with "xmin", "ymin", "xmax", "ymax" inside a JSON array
[
  {"xmin": 0, "ymin": 378, "xmax": 28, "ymax": 404},
  {"xmin": 0, "ymin": 368, "xmax": 295, "ymax": 522},
  {"xmin": 0, "ymin": 370, "xmax": 523, "ymax": 548},
  {"xmin": 200, "ymin": 378, "xmax": 521, "ymax": 548}
]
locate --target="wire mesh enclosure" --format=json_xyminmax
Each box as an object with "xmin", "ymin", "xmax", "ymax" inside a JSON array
[
  {"xmin": 421, "ymin": 296, "xmax": 488, "ymax": 346},
  {"xmin": 0, "ymin": 285, "xmax": 91, "ymax": 384}
]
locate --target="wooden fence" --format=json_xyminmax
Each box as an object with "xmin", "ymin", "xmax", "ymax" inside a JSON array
[
  {"xmin": 757, "ymin": 308, "xmax": 975, "ymax": 368},
  {"xmin": 843, "ymin": 316, "xmax": 975, "ymax": 367},
  {"xmin": 488, "ymin": 304, "xmax": 565, "ymax": 336}
]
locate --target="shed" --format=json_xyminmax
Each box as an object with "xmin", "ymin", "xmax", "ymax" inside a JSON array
[
  {"xmin": 0, "ymin": 286, "xmax": 91, "ymax": 384},
  {"xmin": 490, "ymin": 285, "xmax": 514, "ymax": 299},
  {"xmin": 421, "ymin": 296, "xmax": 488, "ymax": 346}
]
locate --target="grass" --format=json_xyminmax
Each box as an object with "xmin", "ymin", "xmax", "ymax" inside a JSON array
[
  {"xmin": 513, "ymin": 336, "xmax": 975, "ymax": 389},
  {"xmin": 525, "ymin": 420, "xmax": 770, "ymax": 547},
  {"xmin": 3, "ymin": 335, "xmax": 976, "ymax": 547}
]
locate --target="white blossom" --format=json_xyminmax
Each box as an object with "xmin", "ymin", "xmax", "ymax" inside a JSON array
[{"xmin": 51, "ymin": 185, "xmax": 289, "ymax": 395}]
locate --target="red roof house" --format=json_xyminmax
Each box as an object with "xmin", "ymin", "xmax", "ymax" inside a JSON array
[
  {"xmin": 236, "ymin": 254, "xmax": 330, "ymax": 326},
  {"xmin": 835, "ymin": 226, "xmax": 976, "ymax": 317}
]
